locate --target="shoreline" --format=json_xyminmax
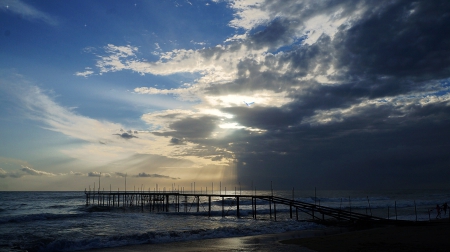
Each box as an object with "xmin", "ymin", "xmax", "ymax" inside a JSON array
[
  {"xmin": 80, "ymin": 225, "xmax": 346, "ymax": 252},
  {"xmin": 80, "ymin": 220, "xmax": 450, "ymax": 252}
]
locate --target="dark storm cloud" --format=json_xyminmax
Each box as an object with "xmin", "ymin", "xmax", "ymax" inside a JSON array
[
  {"xmin": 201, "ymin": 0, "xmax": 450, "ymax": 190},
  {"xmin": 153, "ymin": 116, "xmax": 219, "ymax": 140},
  {"xmin": 231, "ymin": 102, "xmax": 450, "ymax": 189},
  {"xmin": 170, "ymin": 137, "xmax": 185, "ymax": 145},
  {"xmin": 249, "ymin": 18, "xmax": 296, "ymax": 50},
  {"xmin": 336, "ymin": 0, "xmax": 450, "ymax": 81}
]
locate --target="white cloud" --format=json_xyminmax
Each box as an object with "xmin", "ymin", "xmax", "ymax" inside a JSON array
[
  {"xmin": 21, "ymin": 165, "xmax": 56, "ymax": 176},
  {"xmin": 2, "ymin": 0, "xmax": 59, "ymax": 26},
  {"xmin": 96, "ymin": 44, "xmax": 139, "ymax": 74},
  {"xmin": 74, "ymin": 70, "xmax": 94, "ymax": 77},
  {"xmin": 302, "ymin": 92, "xmax": 450, "ymax": 127},
  {"xmin": 228, "ymin": 0, "xmax": 272, "ymax": 30},
  {"xmin": 1, "ymin": 73, "xmax": 230, "ymax": 171}
]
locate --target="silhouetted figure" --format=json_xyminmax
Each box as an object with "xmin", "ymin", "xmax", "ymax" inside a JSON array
[
  {"xmin": 436, "ymin": 204, "xmax": 441, "ymax": 219},
  {"xmin": 442, "ymin": 202, "xmax": 448, "ymax": 215}
]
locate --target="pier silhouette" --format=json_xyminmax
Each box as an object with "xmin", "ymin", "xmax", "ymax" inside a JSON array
[{"xmin": 84, "ymin": 189, "xmax": 397, "ymax": 224}]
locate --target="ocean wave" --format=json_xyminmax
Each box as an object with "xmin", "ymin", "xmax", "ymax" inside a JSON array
[
  {"xmin": 0, "ymin": 212, "xmax": 84, "ymax": 224},
  {"xmin": 47, "ymin": 205, "xmax": 69, "ymax": 209},
  {"xmin": 28, "ymin": 221, "xmax": 319, "ymax": 252}
]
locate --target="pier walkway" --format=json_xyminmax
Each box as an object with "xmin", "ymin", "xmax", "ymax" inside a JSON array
[{"xmin": 84, "ymin": 190, "xmax": 392, "ymax": 223}]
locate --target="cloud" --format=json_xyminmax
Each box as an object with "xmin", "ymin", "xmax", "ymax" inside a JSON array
[
  {"xmin": 20, "ymin": 166, "xmax": 56, "ymax": 176},
  {"xmin": 1, "ymin": 0, "xmax": 59, "ymax": 26},
  {"xmin": 0, "ymin": 165, "xmax": 57, "ymax": 178},
  {"xmin": 170, "ymin": 137, "xmax": 185, "ymax": 145},
  {"xmin": 114, "ymin": 132, "xmax": 138, "ymax": 139},
  {"xmin": 1, "ymin": 73, "xmax": 229, "ymax": 174},
  {"xmin": 135, "ymin": 172, "xmax": 179, "ymax": 180},
  {"xmin": 74, "ymin": 69, "xmax": 94, "ymax": 78},
  {"xmin": 96, "ymin": 44, "xmax": 139, "ymax": 74},
  {"xmin": 147, "ymin": 0, "xmax": 450, "ymax": 189},
  {"xmin": 115, "ymin": 172, "xmax": 127, "ymax": 178},
  {"xmin": 5, "ymin": 0, "xmax": 450, "ymax": 189},
  {"xmin": 69, "ymin": 171, "xmax": 84, "ymax": 176},
  {"xmin": 86, "ymin": 171, "xmax": 111, "ymax": 177}
]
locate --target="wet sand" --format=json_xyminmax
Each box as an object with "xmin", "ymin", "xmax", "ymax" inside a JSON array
[
  {"xmin": 281, "ymin": 220, "xmax": 450, "ymax": 252},
  {"xmin": 82, "ymin": 220, "xmax": 450, "ymax": 251},
  {"xmin": 81, "ymin": 226, "xmax": 344, "ymax": 252}
]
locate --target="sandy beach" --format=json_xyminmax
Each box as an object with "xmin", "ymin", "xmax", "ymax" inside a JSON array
[
  {"xmin": 282, "ymin": 220, "xmax": 450, "ymax": 252},
  {"xmin": 81, "ymin": 220, "xmax": 450, "ymax": 252}
]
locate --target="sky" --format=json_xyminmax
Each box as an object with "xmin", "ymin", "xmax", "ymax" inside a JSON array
[{"xmin": 1, "ymin": 0, "xmax": 450, "ymax": 191}]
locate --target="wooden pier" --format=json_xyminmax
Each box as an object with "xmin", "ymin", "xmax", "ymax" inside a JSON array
[{"xmin": 84, "ymin": 189, "xmax": 393, "ymax": 223}]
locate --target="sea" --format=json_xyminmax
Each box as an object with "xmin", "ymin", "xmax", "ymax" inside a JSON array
[{"xmin": 1, "ymin": 189, "xmax": 449, "ymax": 252}]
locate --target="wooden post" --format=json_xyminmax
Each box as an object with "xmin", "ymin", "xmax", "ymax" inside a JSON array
[
  {"xmin": 271, "ymin": 181, "xmax": 273, "ymax": 197},
  {"xmin": 367, "ymin": 196, "xmax": 372, "ymax": 216},
  {"xmin": 414, "ymin": 200, "xmax": 417, "ymax": 222},
  {"xmin": 395, "ymin": 201, "xmax": 397, "ymax": 221},
  {"xmin": 237, "ymin": 196, "xmax": 240, "ymax": 218},
  {"xmin": 251, "ymin": 198, "xmax": 254, "ymax": 219},
  {"xmin": 274, "ymin": 202, "xmax": 277, "ymax": 221},
  {"xmin": 253, "ymin": 197, "xmax": 256, "ymax": 219},
  {"xmin": 196, "ymin": 196, "xmax": 200, "ymax": 212},
  {"xmin": 166, "ymin": 194, "xmax": 169, "ymax": 212},
  {"xmin": 222, "ymin": 196, "xmax": 224, "ymax": 217},
  {"xmin": 290, "ymin": 186, "xmax": 294, "ymax": 219},
  {"xmin": 269, "ymin": 198, "xmax": 272, "ymax": 219},
  {"xmin": 208, "ymin": 196, "xmax": 211, "ymax": 217}
]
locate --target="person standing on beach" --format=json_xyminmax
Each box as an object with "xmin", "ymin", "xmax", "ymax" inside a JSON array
[
  {"xmin": 442, "ymin": 203, "xmax": 448, "ymax": 215},
  {"xmin": 436, "ymin": 204, "xmax": 441, "ymax": 219}
]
